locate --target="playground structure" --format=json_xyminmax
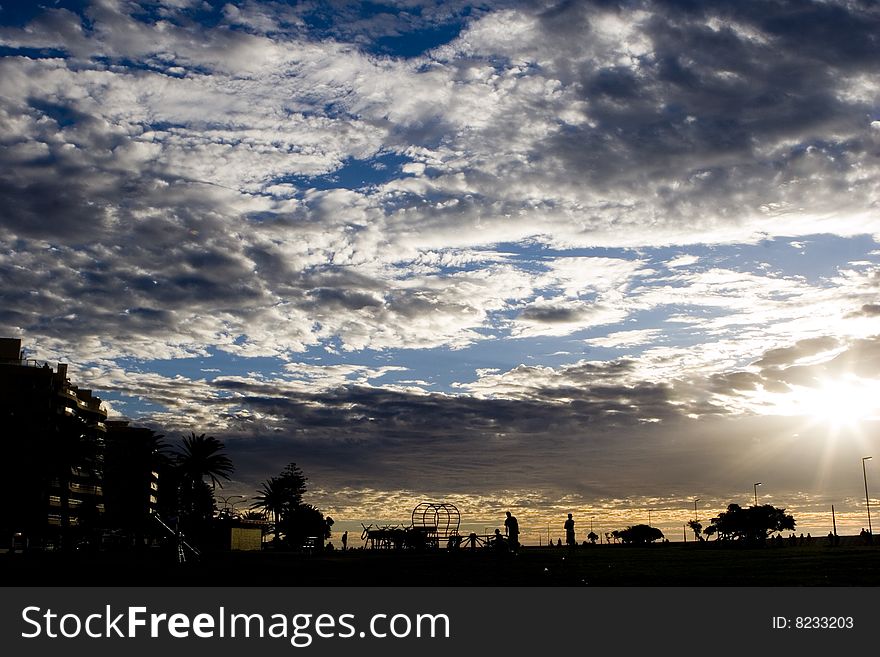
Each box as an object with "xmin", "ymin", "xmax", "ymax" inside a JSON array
[{"xmin": 361, "ymin": 502, "xmax": 464, "ymax": 550}]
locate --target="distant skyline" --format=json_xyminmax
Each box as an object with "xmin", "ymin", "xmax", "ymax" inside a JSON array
[{"xmin": 2, "ymin": 0, "xmax": 880, "ymax": 542}]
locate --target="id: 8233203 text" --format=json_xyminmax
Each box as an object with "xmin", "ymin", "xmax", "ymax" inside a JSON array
[{"xmin": 772, "ymin": 616, "xmax": 854, "ymax": 630}]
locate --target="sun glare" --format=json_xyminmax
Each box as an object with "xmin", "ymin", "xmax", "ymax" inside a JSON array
[{"xmin": 793, "ymin": 376, "xmax": 880, "ymax": 429}]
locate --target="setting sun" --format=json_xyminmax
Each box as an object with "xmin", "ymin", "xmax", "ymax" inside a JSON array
[{"xmin": 789, "ymin": 376, "xmax": 880, "ymax": 429}]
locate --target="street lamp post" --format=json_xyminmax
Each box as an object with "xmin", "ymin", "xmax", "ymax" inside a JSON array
[
  {"xmin": 229, "ymin": 497, "xmax": 247, "ymax": 516},
  {"xmin": 694, "ymin": 498, "xmax": 700, "ymax": 522},
  {"xmin": 753, "ymin": 482, "xmax": 762, "ymax": 507},
  {"xmin": 218, "ymin": 494, "xmax": 246, "ymax": 516},
  {"xmin": 863, "ymin": 457, "xmax": 873, "ymax": 535}
]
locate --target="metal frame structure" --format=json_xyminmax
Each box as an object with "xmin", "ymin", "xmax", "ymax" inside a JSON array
[
  {"xmin": 411, "ymin": 502, "xmax": 461, "ymax": 545},
  {"xmin": 361, "ymin": 502, "xmax": 462, "ymax": 550}
]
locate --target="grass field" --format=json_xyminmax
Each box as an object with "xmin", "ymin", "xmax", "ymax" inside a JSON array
[{"xmin": 4, "ymin": 540, "xmax": 880, "ymax": 586}]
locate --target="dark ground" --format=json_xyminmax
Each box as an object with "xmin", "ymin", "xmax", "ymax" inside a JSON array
[{"xmin": 4, "ymin": 539, "xmax": 880, "ymax": 586}]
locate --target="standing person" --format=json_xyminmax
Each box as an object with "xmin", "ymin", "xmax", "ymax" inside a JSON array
[
  {"xmin": 504, "ymin": 511, "xmax": 520, "ymax": 553},
  {"xmin": 341, "ymin": 531, "xmax": 348, "ymax": 551},
  {"xmin": 564, "ymin": 513, "xmax": 576, "ymax": 546}
]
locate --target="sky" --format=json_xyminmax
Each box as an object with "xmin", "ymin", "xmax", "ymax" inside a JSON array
[{"xmin": 2, "ymin": 0, "xmax": 880, "ymax": 543}]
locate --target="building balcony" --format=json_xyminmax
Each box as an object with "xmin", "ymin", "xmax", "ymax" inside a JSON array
[{"xmin": 68, "ymin": 482, "xmax": 102, "ymax": 496}]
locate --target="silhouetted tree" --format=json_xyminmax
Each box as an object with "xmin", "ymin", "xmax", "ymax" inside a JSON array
[
  {"xmin": 283, "ymin": 504, "xmax": 334, "ymax": 549},
  {"xmin": 687, "ymin": 519, "xmax": 702, "ymax": 541},
  {"xmin": 617, "ymin": 524, "xmax": 664, "ymax": 545},
  {"xmin": 587, "ymin": 531, "xmax": 599, "ymax": 544},
  {"xmin": 250, "ymin": 462, "xmax": 334, "ymax": 549},
  {"xmin": 251, "ymin": 476, "xmax": 288, "ymax": 543},
  {"xmin": 175, "ymin": 432, "xmax": 234, "ymax": 489},
  {"xmin": 171, "ymin": 432, "xmax": 234, "ymax": 539},
  {"xmin": 707, "ymin": 504, "xmax": 795, "ymax": 544}
]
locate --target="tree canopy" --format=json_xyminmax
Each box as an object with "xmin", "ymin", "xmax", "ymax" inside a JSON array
[
  {"xmin": 251, "ymin": 462, "xmax": 331, "ymax": 549},
  {"xmin": 174, "ymin": 432, "xmax": 234, "ymax": 489},
  {"xmin": 617, "ymin": 524, "xmax": 664, "ymax": 545},
  {"xmin": 707, "ymin": 504, "xmax": 796, "ymax": 543}
]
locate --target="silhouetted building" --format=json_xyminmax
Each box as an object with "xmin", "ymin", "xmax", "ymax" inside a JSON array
[
  {"xmin": 0, "ymin": 338, "xmax": 107, "ymax": 549},
  {"xmin": 104, "ymin": 420, "xmax": 162, "ymax": 545}
]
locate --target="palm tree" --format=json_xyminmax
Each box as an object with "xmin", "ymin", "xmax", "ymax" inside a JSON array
[
  {"xmin": 250, "ymin": 464, "xmax": 308, "ymax": 545},
  {"xmin": 172, "ymin": 432, "xmax": 234, "ymax": 535},
  {"xmin": 174, "ymin": 432, "xmax": 234, "ymax": 489},
  {"xmin": 251, "ymin": 476, "xmax": 287, "ymax": 543}
]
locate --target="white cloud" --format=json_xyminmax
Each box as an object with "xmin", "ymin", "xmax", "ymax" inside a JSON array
[
  {"xmin": 665, "ymin": 254, "xmax": 700, "ymax": 269},
  {"xmin": 585, "ymin": 329, "xmax": 664, "ymax": 348}
]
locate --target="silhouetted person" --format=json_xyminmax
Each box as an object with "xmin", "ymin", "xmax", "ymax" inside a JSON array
[
  {"xmin": 493, "ymin": 528, "xmax": 507, "ymax": 553},
  {"xmin": 827, "ymin": 531, "xmax": 834, "ymax": 546},
  {"xmin": 504, "ymin": 511, "xmax": 519, "ymax": 553},
  {"xmin": 341, "ymin": 531, "xmax": 348, "ymax": 550},
  {"xmin": 556, "ymin": 538, "xmax": 562, "ymax": 547},
  {"xmin": 564, "ymin": 513, "xmax": 576, "ymax": 546}
]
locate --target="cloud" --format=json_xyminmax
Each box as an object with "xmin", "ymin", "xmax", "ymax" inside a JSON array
[
  {"xmin": 665, "ymin": 254, "xmax": 700, "ymax": 269},
  {"xmin": 2, "ymin": 1, "xmax": 880, "ymax": 360},
  {"xmin": 753, "ymin": 337, "xmax": 841, "ymax": 369},
  {"xmin": 848, "ymin": 303, "xmax": 880, "ymax": 318},
  {"xmin": 585, "ymin": 328, "xmax": 663, "ymax": 348}
]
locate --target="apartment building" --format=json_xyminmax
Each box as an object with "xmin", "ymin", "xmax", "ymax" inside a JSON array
[{"xmin": 0, "ymin": 338, "xmax": 106, "ymax": 549}]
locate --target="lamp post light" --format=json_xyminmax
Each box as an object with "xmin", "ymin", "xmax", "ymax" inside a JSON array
[
  {"xmin": 218, "ymin": 494, "xmax": 246, "ymax": 516},
  {"xmin": 863, "ymin": 457, "xmax": 873, "ymax": 535},
  {"xmin": 229, "ymin": 496, "xmax": 247, "ymax": 516},
  {"xmin": 753, "ymin": 482, "xmax": 762, "ymax": 507}
]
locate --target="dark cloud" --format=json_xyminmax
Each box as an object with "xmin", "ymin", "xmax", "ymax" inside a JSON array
[
  {"xmin": 753, "ymin": 336, "xmax": 839, "ymax": 369},
  {"xmin": 518, "ymin": 0, "xmax": 880, "ymax": 228},
  {"xmin": 306, "ymin": 288, "xmax": 384, "ymax": 310},
  {"xmin": 701, "ymin": 335, "xmax": 880, "ymax": 398},
  {"xmin": 519, "ymin": 305, "xmax": 584, "ymax": 323},
  {"xmin": 708, "ymin": 371, "xmax": 763, "ymax": 393},
  {"xmin": 847, "ymin": 303, "xmax": 880, "ymax": 318},
  {"xmin": 174, "ymin": 375, "xmax": 695, "ymax": 497}
]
